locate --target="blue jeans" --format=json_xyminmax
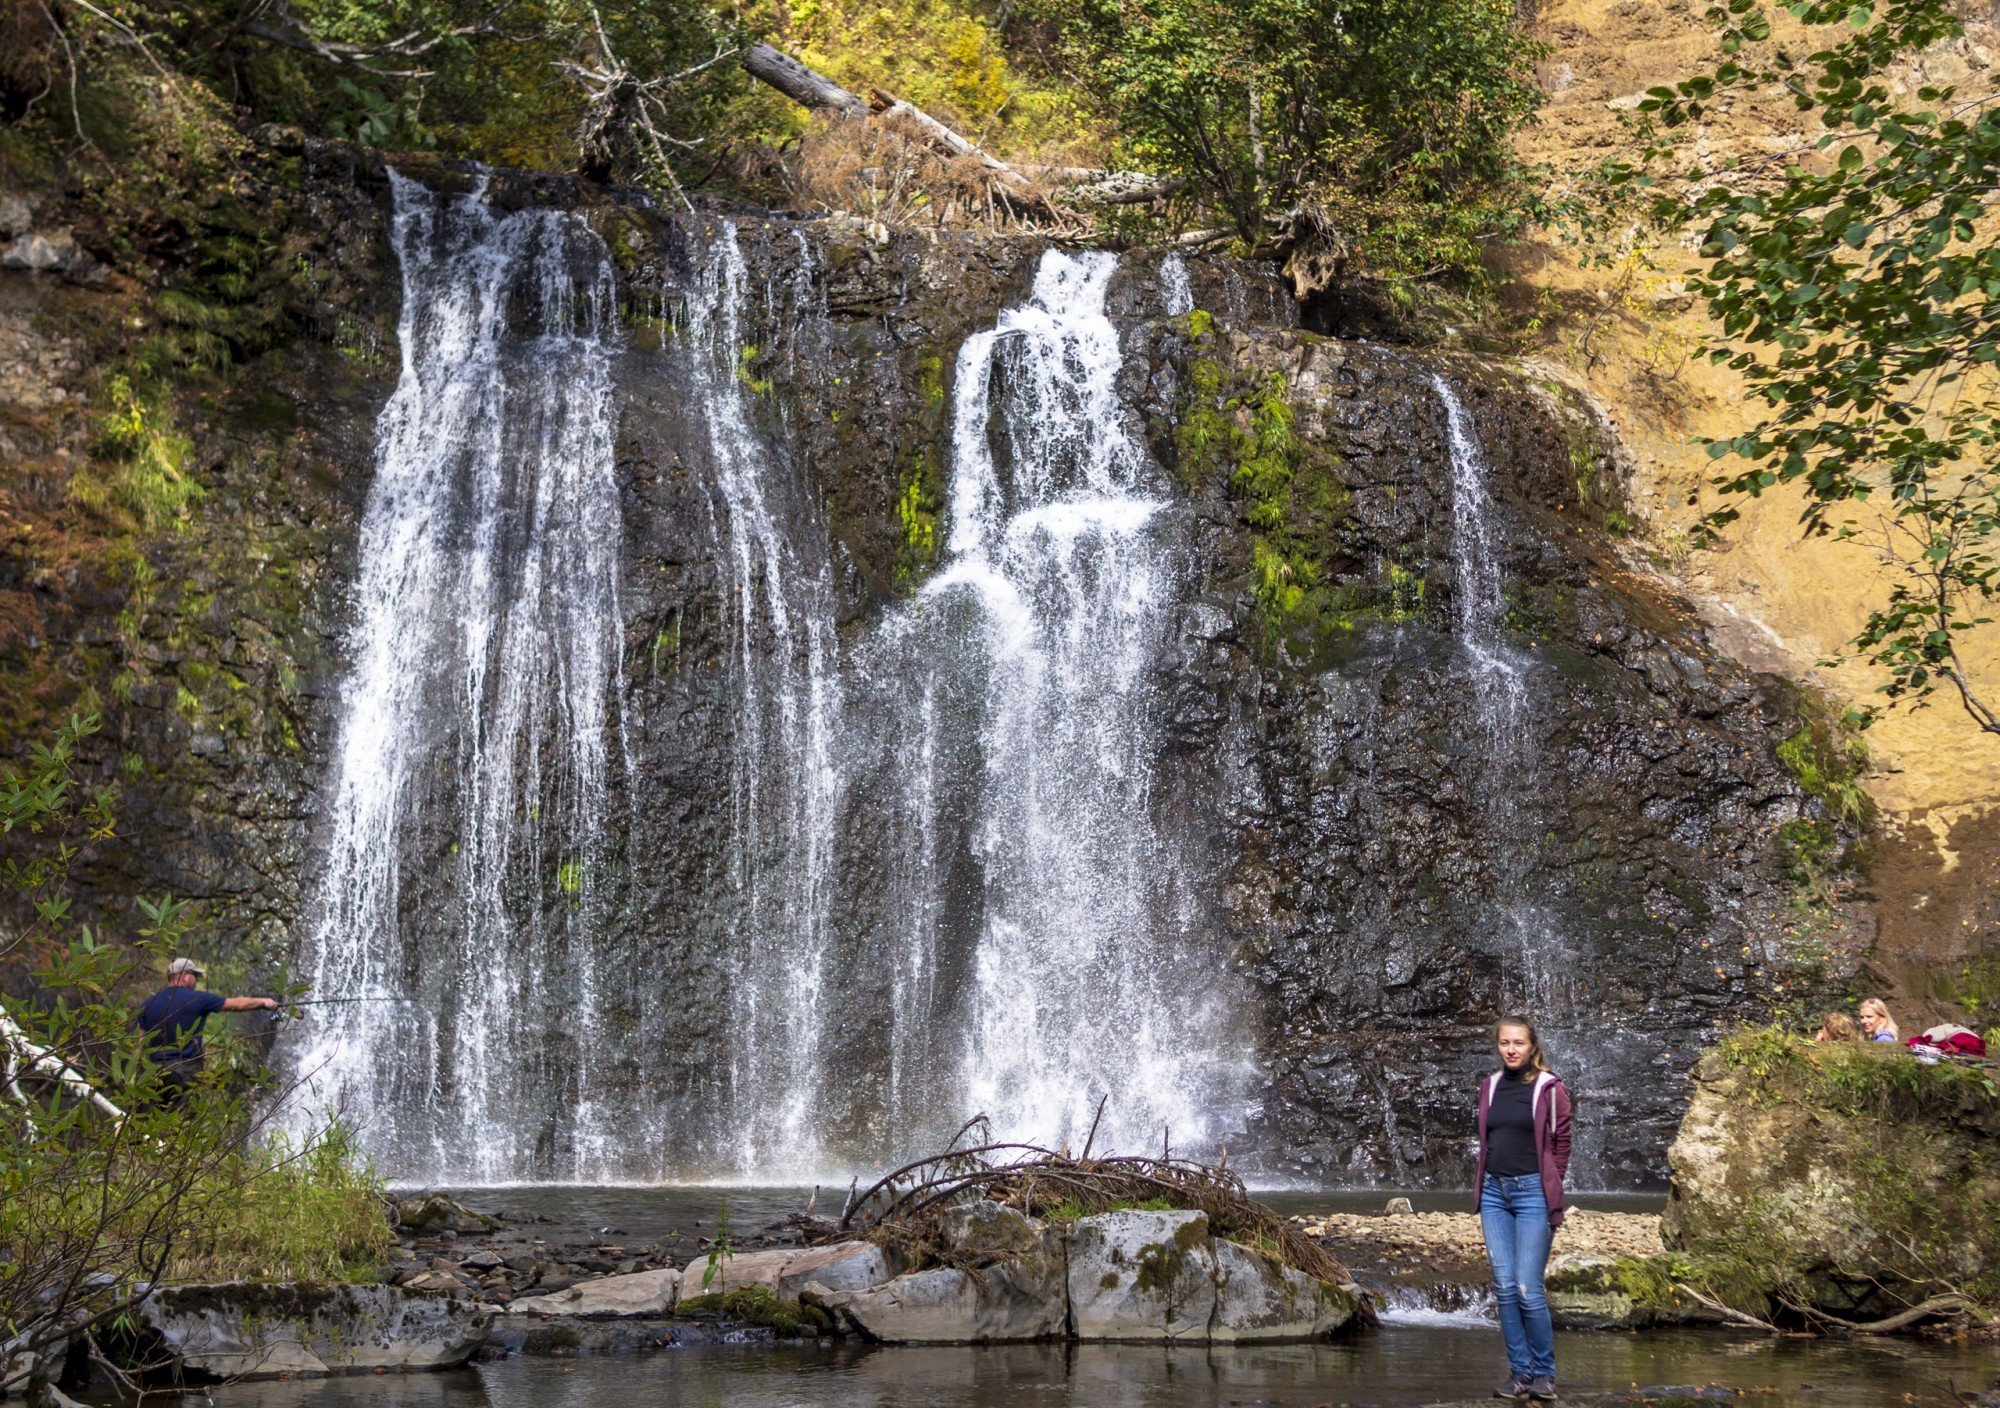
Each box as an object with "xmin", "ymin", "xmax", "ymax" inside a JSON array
[{"xmin": 1480, "ymin": 1172, "xmax": 1556, "ymax": 1380}]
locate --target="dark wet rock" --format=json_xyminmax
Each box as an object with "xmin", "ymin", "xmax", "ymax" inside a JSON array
[{"xmin": 482, "ymin": 1314, "xmax": 782, "ymax": 1357}]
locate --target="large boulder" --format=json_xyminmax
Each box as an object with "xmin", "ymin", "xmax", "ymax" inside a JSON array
[
  {"xmin": 816, "ymin": 1265, "xmax": 1065, "ymax": 1344},
  {"xmin": 508, "ymin": 1268, "xmax": 681, "ymax": 1318},
  {"xmin": 139, "ymin": 1284, "xmax": 490, "ymax": 1380},
  {"xmin": 688, "ymin": 1247, "xmax": 802, "ymax": 1297},
  {"xmin": 1660, "ymin": 1034, "xmax": 2000, "ymax": 1316},
  {"xmin": 775, "ymin": 1241, "xmax": 898, "ymax": 1297},
  {"xmin": 815, "ymin": 1209, "xmax": 1066, "ymax": 1344},
  {"xmin": 1210, "ymin": 1238, "xmax": 1359, "ymax": 1340},
  {"xmin": 1067, "ymin": 1210, "xmax": 1217, "ymax": 1342}
]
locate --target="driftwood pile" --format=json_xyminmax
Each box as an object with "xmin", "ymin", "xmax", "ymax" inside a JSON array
[{"xmin": 815, "ymin": 1114, "xmax": 1351, "ymax": 1286}]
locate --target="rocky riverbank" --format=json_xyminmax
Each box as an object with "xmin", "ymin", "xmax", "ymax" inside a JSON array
[{"xmin": 1296, "ymin": 1208, "xmax": 1665, "ymax": 1295}]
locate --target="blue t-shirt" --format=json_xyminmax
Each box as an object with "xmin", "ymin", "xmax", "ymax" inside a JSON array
[
  {"xmin": 138, "ymin": 987, "xmax": 227, "ymax": 1062},
  {"xmin": 1871, "ymin": 1031, "xmax": 1897, "ymax": 1043}
]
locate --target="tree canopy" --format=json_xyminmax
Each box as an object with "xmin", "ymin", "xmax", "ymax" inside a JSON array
[{"xmin": 1024, "ymin": 0, "xmax": 1547, "ymax": 288}]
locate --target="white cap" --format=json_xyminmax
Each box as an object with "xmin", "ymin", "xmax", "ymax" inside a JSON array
[{"xmin": 167, "ymin": 957, "xmax": 205, "ymax": 979}]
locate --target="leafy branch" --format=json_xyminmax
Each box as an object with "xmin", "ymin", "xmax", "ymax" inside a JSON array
[{"xmin": 1608, "ymin": 0, "xmax": 2000, "ymax": 737}]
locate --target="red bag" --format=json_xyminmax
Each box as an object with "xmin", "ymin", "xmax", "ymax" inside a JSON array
[{"xmin": 1908, "ymin": 1025, "xmax": 1988, "ymax": 1058}]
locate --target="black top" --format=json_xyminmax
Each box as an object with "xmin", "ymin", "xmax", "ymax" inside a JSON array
[
  {"xmin": 138, "ymin": 987, "xmax": 227, "ymax": 1063},
  {"xmin": 1485, "ymin": 1067, "xmax": 1539, "ymax": 1177}
]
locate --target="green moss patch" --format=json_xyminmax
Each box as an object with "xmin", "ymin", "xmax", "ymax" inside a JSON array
[
  {"xmin": 675, "ymin": 1284, "xmax": 833, "ymax": 1337},
  {"xmin": 1172, "ymin": 317, "xmax": 1357, "ymax": 651}
]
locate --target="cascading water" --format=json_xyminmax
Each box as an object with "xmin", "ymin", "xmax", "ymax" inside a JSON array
[
  {"xmin": 860, "ymin": 251, "xmax": 1248, "ymax": 1157},
  {"xmin": 1434, "ymin": 374, "xmax": 1526, "ymax": 726},
  {"xmin": 1432, "ymin": 373, "xmax": 1601, "ymax": 1178},
  {"xmin": 288, "ymin": 174, "xmax": 627, "ymax": 1183},
  {"xmin": 678, "ymin": 224, "xmax": 844, "ymax": 1175},
  {"xmin": 1159, "ymin": 253, "xmax": 1195, "ymax": 317}
]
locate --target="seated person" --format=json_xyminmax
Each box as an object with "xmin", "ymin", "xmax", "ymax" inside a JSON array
[
  {"xmin": 1858, "ymin": 998, "xmax": 1900, "ymax": 1044},
  {"xmin": 1815, "ymin": 1012, "xmax": 1859, "ymax": 1042}
]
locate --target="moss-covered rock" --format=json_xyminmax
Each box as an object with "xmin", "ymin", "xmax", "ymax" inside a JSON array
[
  {"xmin": 675, "ymin": 1284, "xmax": 833, "ymax": 1337},
  {"xmin": 1545, "ymin": 1252, "xmax": 1763, "ymax": 1329},
  {"xmin": 1661, "ymin": 1030, "xmax": 2000, "ymax": 1316}
]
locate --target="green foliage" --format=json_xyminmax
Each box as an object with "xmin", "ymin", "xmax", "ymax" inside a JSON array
[
  {"xmin": 1027, "ymin": 0, "xmax": 1547, "ymax": 282},
  {"xmin": 1, "ymin": 717, "xmax": 384, "ymax": 1396},
  {"xmin": 1614, "ymin": 0, "xmax": 2000, "ymax": 740},
  {"xmin": 895, "ymin": 461, "xmax": 943, "ymax": 589},
  {"xmin": 1775, "ymin": 721, "xmax": 1871, "ymax": 827},
  {"xmin": 36, "ymin": 0, "xmax": 750, "ymax": 189},
  {"xmin": 701, "ymin": 1198, "xmax": 733, "ymax": 1290},
  {"xmin": 775, "ymin": 0, "xmax": 1101, "ymax": 155},
  {"xmin": 1176, "ymin": 336, "xmax": 1355, "ymax": 639},
  {"xmin": 166, "ymin": 1127, "xmax": 395, "ymax": 1284},
  {"xmin": 77, "ymin": 375, "xmax": 202, "ymax": 530},
  {"xmin": 1941, "ymin": 950, "xmax": 2000, "ymax": 1035},
  {"xmin": 1718, "ymin": 1026, "xmax": 2000, "ymax": 1115}
]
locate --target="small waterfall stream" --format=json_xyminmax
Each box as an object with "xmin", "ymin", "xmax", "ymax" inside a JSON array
[
  {"xmin": 680, "ymin": 224, "xmax": 845, "ymax": 1175},
  {"xmin": 1432, "ymin": 374, "xmax": 1601, "ymax": 1179},
  {"xmin": 290, "ymin": 174, "xmax": 627, "ymax": 1182}
]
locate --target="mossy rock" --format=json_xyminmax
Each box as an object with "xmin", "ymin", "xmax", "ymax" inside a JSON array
[
  {"xmin": 675, "ymin": 1284, "xmax": 833, "ymax": 1337},
  {"xmin": 1546, "ymin": 1253, "xmax": 1767, "ymax": 1329}
]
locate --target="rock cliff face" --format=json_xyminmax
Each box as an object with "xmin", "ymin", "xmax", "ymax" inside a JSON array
[{"xmin": 1, "ymin": 147, "xmax": 1837, "ymax": 1185}]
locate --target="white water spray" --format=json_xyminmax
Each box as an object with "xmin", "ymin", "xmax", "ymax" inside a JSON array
[
  {"xmin": 873, "ymin": 251, "xmax": 1248, "ymax": 1156},
  {"xmin": 288, "ymin": 174, "xmax": 626, "ymax": 1182},
  {"xmin": 681, "ymin": 224, "xmax": 845, "ymax": 1176}
]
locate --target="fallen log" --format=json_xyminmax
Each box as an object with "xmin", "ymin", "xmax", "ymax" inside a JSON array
[
  {"xmin": 1, "ymin": 1011, "xmax": 127, "ymax": 1128},
  {"xmin": 742, "ymin": 41, "xmax": 866, "ymax": 117},
  {"xmin": 741, "ymin": 42, "xmax": 1067, "ymax": 226},
  {"xmin": 1021, "ymin": 167, "xmax": 1188, "ymax": 205}
]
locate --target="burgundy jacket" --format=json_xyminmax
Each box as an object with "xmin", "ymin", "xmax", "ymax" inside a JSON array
[{"xmin": 1474, "ymin": 1069, "xmax": 1573, "ymax": 1229}]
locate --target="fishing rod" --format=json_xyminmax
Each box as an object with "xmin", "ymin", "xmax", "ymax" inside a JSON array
[
  {"xmin": 274, "ymin": 996, "xmax": 425, "ymax": 1019},
  {"xmin": 289, "ymin": 996, "xmax": 420, "ymax": 1006}
]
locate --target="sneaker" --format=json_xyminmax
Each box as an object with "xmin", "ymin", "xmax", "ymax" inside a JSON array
[
  {"xmin": 1494, "ymin": 1379, "xmax": 1531, "ymax": 1400},
  {"xmin": 1526, "ymin": 1378, "xmax": 1558, "ymax": 1401}
]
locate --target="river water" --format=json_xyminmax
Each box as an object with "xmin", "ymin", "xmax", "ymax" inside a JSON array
[{"xmin": 181, "ymin": 1329, "xmax": 1995, "ymax": 1408}]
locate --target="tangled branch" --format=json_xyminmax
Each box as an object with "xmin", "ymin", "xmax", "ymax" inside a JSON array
[
  {"xmin": 556, "ymin": 7, "xmax": 736, "ymax": 201},
  {"xmin": 830, "ymin": 1114, "xmax": 1353, "ymax": 1287},
  {"xmin": 232, "ymin": 0, "xmax": 518, "ymax": 79}
]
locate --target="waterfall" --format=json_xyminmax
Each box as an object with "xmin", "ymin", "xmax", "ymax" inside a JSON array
[
  {"xmin": 865, "ymin": 251, "xmax": 1247, "ymax": 1157},
  {"xmin": 680, "ymin": 224, "xmax": 844, "ymax": 1176},
  {"xmin": 288, "ymin": 174, "xmax": 627, "ymax": 1183},
  {"xmin": 1159, "ymin": 253, "xmax": 1194, "ymax": 316},
  {"xmin": 1434, "ymin": 373, "xmax": 1527, "ymax": 724},
  {"xmin": 1432, "ymin": 373, "xmax": 1601, "ymax": 1178}
]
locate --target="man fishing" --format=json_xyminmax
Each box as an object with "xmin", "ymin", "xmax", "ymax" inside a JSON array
[{"xmin": 137, "ymin": 957, "xmax": 278, "ymax": 1099}]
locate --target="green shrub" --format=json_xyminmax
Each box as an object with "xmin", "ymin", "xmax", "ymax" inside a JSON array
[{"xmin": 169, "ymin": 1127, "xmax": 395, "ymax": 1284}]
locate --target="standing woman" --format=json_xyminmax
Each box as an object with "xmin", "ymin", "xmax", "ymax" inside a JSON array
[{"xmin": 1475, "ymin": 1015, "xmax": 1572, "ymax": 1401}]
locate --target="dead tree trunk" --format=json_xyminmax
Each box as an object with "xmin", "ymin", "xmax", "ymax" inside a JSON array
[
  {"xmin": 740, "ymin": 41, "xmax": 1069, "ymax": 227},
  {"xmin": 742, "ymin": 42, "xmax": 866, "ymax": 117}
]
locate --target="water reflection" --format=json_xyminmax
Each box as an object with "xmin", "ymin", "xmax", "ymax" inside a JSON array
[{"xmin": 197, "ymin": 1329, "xmax": 1995, "ymax": 1408}]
